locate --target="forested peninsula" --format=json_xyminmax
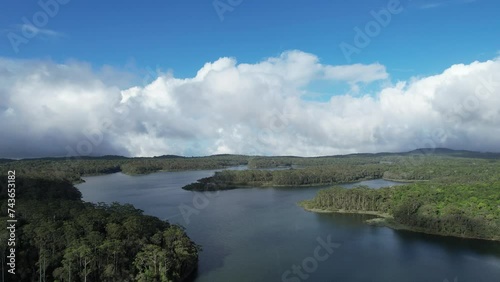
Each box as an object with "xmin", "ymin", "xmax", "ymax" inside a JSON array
[
  {"xmin": 1, "ymin": 148, "xmax": 499, "ymax": 282},
  {"xmin": 0, "ymin": 169, "xmax": 204, "ymax": 281},
  {"xmin": 181, "ymin": 150, "xmax": 500, "ymax": 241}
]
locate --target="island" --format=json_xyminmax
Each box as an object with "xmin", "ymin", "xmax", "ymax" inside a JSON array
[
  {"xmin": 181, "ymin": 149, "xmax": 500, "ymax": 241},
  {"xmin": 1, "ymin": 148, "xmax": 499, "ymax": 281}
]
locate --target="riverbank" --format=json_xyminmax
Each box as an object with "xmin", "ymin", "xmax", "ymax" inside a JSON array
[
  {"xmin": 299, "ymin": 204, "xmax": 500, "ymax": 242},
  {"xmin": 76, "ymin": 170, "xmax": 500, "ymax": 281},
  {"xmin": 300, "ymin": 205, "xmax": 392, "ymax": 218},
  {"xmin": 181, "ymin": 174, "xmax": 391, "ymax": 191},
  {"xmin": 298, "ymin": 204, "xmax": 414, "ymax": 233}
]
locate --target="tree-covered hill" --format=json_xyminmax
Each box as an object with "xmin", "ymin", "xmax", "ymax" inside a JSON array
[
  {"xmin": 0, "ymin": 155, "xmax": 250, "ymax": 183},
  {"xmin": 2, "ymin": 148, "xmax": 498, "ymax": 184},
  {"xmin": 0, "ymin": 176, "xmax": 200, "ymax": 281},
  {"xmin": 299, "ymin": 181, "xmax": 500, "ymax": 241}
]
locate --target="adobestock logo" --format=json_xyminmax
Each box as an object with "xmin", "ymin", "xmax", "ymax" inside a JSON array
[
  {"xmin": 7, "ymin": 0, "xmax": 70, "ymax": 53},
  {"xmin": 339, "ymin": 0, "xmax": 404, "ymax": 63},
  {"xmin": 213, "ymin": 0, "xmax": 244, "ymax": 22},
  {"xmin": 281, "ymin": 235, "xmax": 341, "ymax": 282}
]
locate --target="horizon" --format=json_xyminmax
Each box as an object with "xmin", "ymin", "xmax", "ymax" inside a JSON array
[
  {"xmin": 1, "ymin": 0, "xmax": 500, "ymax": 158},
  {"xmin": 4, "ymin": 147, "xmax": 500, "ymax": 161}
]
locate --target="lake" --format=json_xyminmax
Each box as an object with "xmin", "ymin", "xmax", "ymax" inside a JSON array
[{"xmin": 76, "ymin": 168, "xmax": 500, "ymax": 282}]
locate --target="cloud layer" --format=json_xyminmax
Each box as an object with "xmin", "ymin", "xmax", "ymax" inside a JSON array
[{"xmin": 1, "ymin": 51, "xmax": 499, "ymax": 158}]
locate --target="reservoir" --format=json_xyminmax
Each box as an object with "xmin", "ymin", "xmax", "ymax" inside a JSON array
[{"xmin": 76, "ymin": 169, "xmax": 500, "ymax": 282}]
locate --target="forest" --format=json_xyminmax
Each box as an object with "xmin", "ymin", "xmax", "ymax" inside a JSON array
[
  {"xmin": 299, "ymin": 180, "xmax": 500, "ymax": 240},
  {"xmin": 0, "ymin": 154, "xmax": 250, "ymax": 184},
  {"xmin": 182, "ymin": 164, "xmax": 385, "ymax": 191},
  {"xmin": 183, "ymin": 151, "xmax": 500, "ymax": 190},
  {"xmin": 0, "ymin": 176, "xmax": 200, "ymax": 281},
  {"xmin": 181, "ymin": 151, "xmax": 500, "ymax": 241},
  {"xmin": 1, "ymin": 148, "xmax": 499, "ymax": 281},
  {"xmin": 297, "ymin": 156, "xmax": 500, "ymax": 241},
  {"xmin": 1, "ymin": 148, "xmax": 496, "ymax": 184}
]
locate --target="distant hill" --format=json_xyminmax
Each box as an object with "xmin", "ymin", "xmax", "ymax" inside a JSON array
[
  {"xmin": 18, "ymin": 155, "xmax": 131, "ymax": 161},
  {"xmin": 407, "ymin": 148, "xmax": 500, "ymax": 159},
  {"xmin": 331, "ymin": 148, "xmax": 500, "ymax": 159},
  {"xmin": 285, "ymin": 148, "xmax": 500, "ymax": 160},
  {"xmin": 153, "ymin": 154, "xmax": 185, "ymax": 159},
  {"xmin": 3, "ymin": 148, "xmax": 500, "ymax": 161}
]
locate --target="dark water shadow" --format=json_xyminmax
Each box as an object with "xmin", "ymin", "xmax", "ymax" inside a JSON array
[
  {"xmin": 392, "ymin": 228, "xmax": 500, "ymax": 258},
  {"xmin": 184, "ymin": 241, "xmax": 233, "ymax": 282}
]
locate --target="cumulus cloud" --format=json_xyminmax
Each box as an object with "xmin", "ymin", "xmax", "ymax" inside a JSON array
[{"xmin": 0, "ymin": 51, "xmax": 499, "ymax": 158}]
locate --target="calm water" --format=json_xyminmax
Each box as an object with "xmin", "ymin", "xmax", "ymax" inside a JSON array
[{"xmin": 77, "ymin": 169, "xmax": 500, "ymax": 282}]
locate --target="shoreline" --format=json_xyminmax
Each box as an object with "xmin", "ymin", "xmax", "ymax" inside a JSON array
[
  {"xmin": 182, "ymin": 176, "xmax": 406, "ymax": 191},
  {"xmin": 300, "ymin": 205, "xmax": 500, "ymax": 242},
  {"xmin": 380, "ymin": 177, "xmax": 428, "ymax": 183},
  {"xmin": 298, "ymin": 205, "xmax": 392, "ymax": 220},
  {"xmin": 76, "ymin": 167, "xmax": 424, "ymax": 190},
  {"xmin": 301, "ymin": 206, "xmax": 392, "ymax": 218}
]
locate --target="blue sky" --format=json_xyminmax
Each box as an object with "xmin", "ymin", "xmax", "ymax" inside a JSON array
[
  {"xmin": 1, "ymin": 0, "xmax": 499, "ymax": 81},
  {"xmin": 1, "ymin": 0, "xmax": 500, "ymax": 157}
]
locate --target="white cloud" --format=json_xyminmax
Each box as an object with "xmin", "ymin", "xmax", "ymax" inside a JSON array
[
  {"xmin": 16, "ymin": 24, "xmax": 64, "ymax": 38},
  {"xmin": 323, "ymin": 63, "xmax": 388, "ymax": 83},
  {"xmin": 0, "ymin": 51, "xmax": 499, "ymax": 158},
  {"xmin": 418, "ymin": 0, "xmax": 478, "ymax": 9}
]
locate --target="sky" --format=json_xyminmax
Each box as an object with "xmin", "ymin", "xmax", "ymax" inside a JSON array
[{"xmin": 0, "ymin": 0, "xmax": 499, "ymax": 158}]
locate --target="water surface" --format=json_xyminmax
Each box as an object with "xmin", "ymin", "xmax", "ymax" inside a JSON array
[{"xmin": 77, "ymin": 170, "xmax": 500, "ymax": 282}]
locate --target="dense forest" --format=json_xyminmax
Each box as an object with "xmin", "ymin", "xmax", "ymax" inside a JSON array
[
  {"xmin": 2, "ymin": 148, "xmax": 497, "ymax": 184},
  {"xmin": 300, "ymin": 181, "xmax": 500, "ymax": 240},
  {"xmin": 0, "ymin": 154, "xmax": 250, "ymax": 184},
  {"xmin": 297, "ymin": 156, "xmax": 500, "ymax": 240},
  {"xmin": 183, "ymin": 153, "xmax": 500, "ymax": 190},
  {"xmin": 180, "ymin": 152, "xmax": 500, "ymax": 241},
  {"xmin": 183, "ymin": 164, "xmax": 385, "ymax": 191},
  {"xmin": 1, "ymin": 148, "xmax": 499, "ymax": 281},
  {"xmin": 0, "ymin": 176, "xmax": 200, "ymax": 281}
]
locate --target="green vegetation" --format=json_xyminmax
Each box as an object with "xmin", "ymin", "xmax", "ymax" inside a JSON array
[
  {"xmin": 0, "ymin": 177, "xmax": 200, "ymax": 281},
  {"xmin": 0, "ymin": 155, "xmax": 249, "ymax": 281},
  {"xmin": 0, "ymin": 154, "xmax": 249, "ymax": 183},
  {"xmin": 183, "ymin": 164, "xmax": 385, "ymax": 191},
  {"xmin": 1, "ymin": 147, "xmax": 499, "ymax": 281},
  {"xmin": 181, "ymin": 151, "xmax": 500, "ymax": 241},
  {"xmin": 2, "ymin": 148, "xmax": 497, "ymax": 184},
  {"xmin": 183, "ymin": 152, "xmax": 500, "ymax": 190},
  {"xmin": 299, "ymin": 157, "xmax": 500, "ymax": 241}
]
